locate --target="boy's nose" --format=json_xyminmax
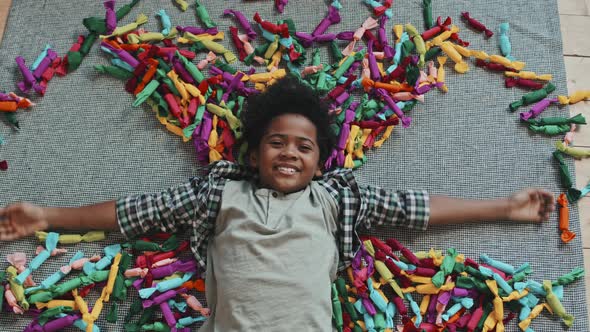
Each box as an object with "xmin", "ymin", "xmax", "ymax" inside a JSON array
[{"xmin": 279, "ymin": 145, "xmax": 297, "ymax": 158}]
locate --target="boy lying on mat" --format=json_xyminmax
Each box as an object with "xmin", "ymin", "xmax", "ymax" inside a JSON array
[{"xmin": 0, "ymin": 75, "xmax": 554, "ymax": 331}]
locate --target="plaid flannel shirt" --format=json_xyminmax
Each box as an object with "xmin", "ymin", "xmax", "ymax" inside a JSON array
[{"xmin": 116, "ymin": 160, "xmax": 429, "ymax": 271}]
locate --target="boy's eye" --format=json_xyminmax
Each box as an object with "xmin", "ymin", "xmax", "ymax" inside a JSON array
[
  {"xmin": 269, "ymin": 141, "xmax": 283, "ymax": 147},
  {"xmin": 299, "ymin": 145, "xmax": 312, "ymax": 152}
]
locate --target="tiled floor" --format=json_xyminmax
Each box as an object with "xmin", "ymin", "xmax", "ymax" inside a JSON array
[
  {"xmin": 559, "ymin": 0, "xmax": 590, "ymax": 320},
  {"xmin": 0, "ymin": 0, "xmax": 589, "ymax": 322}
]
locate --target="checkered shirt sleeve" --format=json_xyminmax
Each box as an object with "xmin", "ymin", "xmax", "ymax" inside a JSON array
[
  {"xmin": 357, "ymin": 185, "xmax": 430, "ymax": 230},
  {"xmin": 116, "ymin": 161, "xmax": 253, "ymax": 269},
  {"xmin": 317, "ymin": 168, "xmax": 430, "ymax": 271}
]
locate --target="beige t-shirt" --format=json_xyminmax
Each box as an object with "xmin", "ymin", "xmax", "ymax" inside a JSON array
[{"xmin": 199, "ymin": 180, "xmax": 340, "ymax": 332}]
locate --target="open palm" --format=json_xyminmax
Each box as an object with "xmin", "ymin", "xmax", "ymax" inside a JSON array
[{"xmin": 0, "ymin": 202, "xmax": 48, "ymax": 240}]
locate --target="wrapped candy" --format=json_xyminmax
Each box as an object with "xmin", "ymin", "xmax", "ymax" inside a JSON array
[
  {"xmin": 479, "ymin": 254, "xmax": 515, "ymax": 275},
  {"xmin": 197, "ymin": 51, "xmax": 217, "ymax": 71},
  {"xmin": 528, "ymin": 124, "xmax": 576, "ymax": 135},
  {"xmin": 406, "ymin": 23, "xmax": 426, "ymax": 67},
  {"xmin": 564, "ymin": 124, "xmax": 577, "ymax": 146},
  {"xmin": 32, "ymin": 49, "xmax": 57, "ymax": 82},
  {"xmin": 185, "ymin": 35, "xmax": 237, "ymax": 64},
  {"xmin": 40, "ymin": 314, "xmax": 81, "ymax": 331},
  {"xmin": 30, "ymin": 44, "xmax": 52, "ymax": 71},
  {"xmin": 223, "ymin": 9, "xmax": 256, "ymax": 39},
  {"xmin": 195, "ymin": 0, "xmax": 217, "ymax": 28},
  {"xmin": 159, "ymin": 301, "xmax": 178, "ymax": 329},
  {"xmin": 177, "ymin": 316, "xmax": 207, "ymax": 328},
  {"xmin": 37, "ymin": 306, "xmax": 74, "ymax": 326},
  {"xmin": 104, "ymin": 0, "xmax": 116, "ymax": 34},
  {"xmin": 554, "ymin": 268, "xmax": 585, "ymax": 287},
  {"xmin": 431, "ymin": 248, "xmax": 457, "ymax": 287},
  {"xmin": 518, "ymin": 303, "xmax": 548, "ymax": 331},
  {"xmin": 5, "ymin": 266, "xmax": 28, "ymax": 310},
  {"xmin": 475, "ymin": 59, "xmax": 515, "ymax": 72},
  {"xmin": 498, "ymin": 22, "xmax": 513, "ymax": 60},
  {"xmin": 557, "ymin": 193, "xmax": 576, "ymax": 243},
  {"xmin": 527, "ymin": 113, "xmax": 586, "ymax": 127},
  {"xmin": 176, "ymin": 26, "xmax": 218, "ymax": 37},
  {"xmin": 139, "ymin": 272, "xmax": 194, "ymax": 299},
  {"xmin": 519, "ymin": 98, "xmax": 558, "ymax": 121},
  {"xmin": 26, "ymin": 251, "xmax": 84, "ymax": 295},
  {"xmin": 15, "ymin": 232, "xmax": 58, "ymax": 285},
  {"xmin": 342, "ymin": 17, "xmax": 378, "ymax": 56},
  {"xmin": 174, "ymin": 0, "xmax": 188, "ymax": 11},
  {"xmin": 428, "ymin": 24, "xmax": 459, "ymax": 48},
  {"xmin": 439, "ymin": 41, "xmax": 468, "ymax": 73},
  {"xmin": 376, "ymin": 88, "xmax": 411, "ymax": 128},
  {"xmin": 95, "ymin": 64, "xmax": 133, "ymax": 80},
  {"xmin": 156, "ymin": 9, "xmax": 172, "ymax": 36},
  {"xmin": 442, "ymin": 298, "xmax": 474, "ymax": 322},
  {"xmin": 423, "ymin": 0, "xmax": 434, "ymax": 29},
  {"xmin": 273, "ymin": 0, "xmax": 289, "ymax": 13},
  {"xmin": 556, "ymin": 140, "xmax": 590, "ymax": 159},
  {"xmin": 485, "ymin": 55, "xmax": 524, "ymax": 72},
  {"xmin": 4, "ymin": 284, "xmax": 25, "ymax": 314},
  {"xmin": 364, "ymin": 0, "xmax": 392, "ymax": 18},
  {"xmin": 461, "ymin": 12, "xmax": 493, "ymax": 37},
  {"xmin": 505, "ymin": 70, "xmax": 552, "ymax": 81},
  {"xmin": 0, "ymin": 92, "xmax": 35, "ymax": 113},
  {"xmin": 100, "ymin": 13, "xmax": 148, "ymax": 38},
  {"xmin": 83, "ymin": 0, "xmax": 139, "ymax": 34},
  {"xmin": 543, "ymin": 280, "xmax": 574, "ymax": 326},
  {"xmin": 151, "ymin": 259, "xmax": 198, "ymax": 279},
  {"xmin": 558, "ymin": 90, "xmax": 590, "ymax": 105},
  {"xmin": 406, "ymin": 293, "xmax": 423, "ymax": 327},
  {"xmin": 311, "ymin": 2, "xmax": 341, "ymax": 37},
  {"xmin": 435, "ymin": 56, "xmax": 449, "ymax": 93},
  {"xmin": 505, "ymin": 77, "xmax": 544, "ymax": 90},
  {"xmin": 7, "ymin": 253, "xmax": 36, "ymax": 287},
  {"xmin": 83, "ymin": 244, "xmax": 121, "ymax": 275},
  {"xmin": 422, "ymin": 16, "xmax": 452, "ymax": 41},
  {"xmin": 378, "ymin": 16, "xmax": 394, "ymax": 60},
  {"xmin": 509, "ymin": 83, "xmax": 556, "ymax": 111},
  {"xmin": 434, "ymin": 285, "xmax": 452, "ymax": 325},
  {"xmin": 180, "ymin": 293, "xmax": 210, "ymax": 316},
  {"xmin": 15, "ymin": 56, "xmax": 44, "ymax": 94},
  {"xmin": 70, "ymin": 254, "xmax": 102, "ymax": 271}
]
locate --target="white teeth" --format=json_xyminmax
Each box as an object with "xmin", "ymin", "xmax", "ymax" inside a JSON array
[{"xmin": 277, "ymin": 167, "xmax": 296, "ymax": 175}]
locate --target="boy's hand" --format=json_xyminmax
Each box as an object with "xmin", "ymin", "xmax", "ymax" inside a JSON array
[
  {"xmin": 507, "ymin": 189, "xmax": 555, "ymax": 222},
  {"xmin": 0, "ymin": 202, "xmax": 49, "ymax": 240}
]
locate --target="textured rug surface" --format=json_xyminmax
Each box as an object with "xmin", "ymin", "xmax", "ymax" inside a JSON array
[{"xmin": 0, "ymin": 0, "xmax": 587, "ymax": 331}]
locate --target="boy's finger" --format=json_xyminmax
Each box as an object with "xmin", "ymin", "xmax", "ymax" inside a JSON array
[
  {"xmin": 0, "ymin": 233, "xmax": 19, "ymax": 241},
  {"xmin": 0, "ymin": 227, "xmax": 17, "ymax": 241}
]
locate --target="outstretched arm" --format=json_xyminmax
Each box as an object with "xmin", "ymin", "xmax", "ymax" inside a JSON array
[
  {"xmin": 0, "ymin": 201, "xmax": 118, "ymax": 241},
  {"xmin": 429, "ymin": 188, "xmax": 555, "ymax": 225}
]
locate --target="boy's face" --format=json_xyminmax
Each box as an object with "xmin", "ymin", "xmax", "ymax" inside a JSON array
[{"xmin": 249, "ymin": 113, "xmax": 322, "ymax": 194}]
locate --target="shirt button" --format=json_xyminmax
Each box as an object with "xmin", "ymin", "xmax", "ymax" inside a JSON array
[{"xmin": 272, "ymin": 192, "xmax": 278, "ymax": 198}]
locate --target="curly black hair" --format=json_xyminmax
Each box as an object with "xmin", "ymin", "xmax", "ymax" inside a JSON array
[{"xmin": 240, "ymin": 75, "xmax": 335, "ymax": 164}]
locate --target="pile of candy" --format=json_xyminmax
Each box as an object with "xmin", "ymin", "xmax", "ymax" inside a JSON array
[
  {"xmin": 1, "ymin": 231, "xmax": 584, "ymax": 331},
  {"xmin": 332, "ymin": 237, "xmax": 584, "ymax": 332},
  {"xmin": 2, "ymin": 231, "xmax": 209, "ymax": 331}
]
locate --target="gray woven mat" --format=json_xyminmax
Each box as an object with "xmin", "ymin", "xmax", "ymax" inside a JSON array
[{"xmin": 0, "ymin": 0, "xmax": 587, "ymax": 331}]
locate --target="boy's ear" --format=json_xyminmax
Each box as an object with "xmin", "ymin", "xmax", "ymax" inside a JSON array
[
  {"xmin": 249, "ymin": 150, "xmax": 258, "ymax": 168},
  {"xmin": 315, "ymin": 162, "xmax": 323, "ymax": 177}
]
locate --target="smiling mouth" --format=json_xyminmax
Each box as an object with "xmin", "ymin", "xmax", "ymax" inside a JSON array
[{"xmin": 276, "ymin": 166, "xmax": 297, "ymax": 175}]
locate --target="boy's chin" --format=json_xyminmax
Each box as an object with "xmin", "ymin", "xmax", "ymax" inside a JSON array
[{"xmin": 271, "ymin": 180, "xmax": 308, "ymax": 194}]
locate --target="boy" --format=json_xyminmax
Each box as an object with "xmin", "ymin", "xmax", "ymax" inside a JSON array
[{"xmin": 0, "ymin": 76, "xmax": 554, "ymax": 331}]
